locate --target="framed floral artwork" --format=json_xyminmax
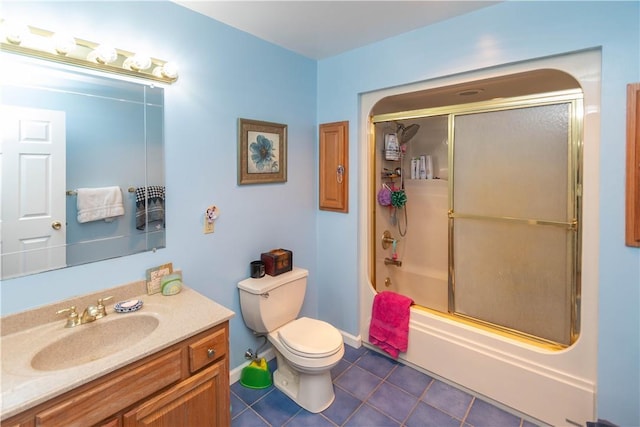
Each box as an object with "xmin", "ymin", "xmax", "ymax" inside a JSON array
[{"xmin": 238, "ymin": 118, "xmax": 288, "ymax": 185}]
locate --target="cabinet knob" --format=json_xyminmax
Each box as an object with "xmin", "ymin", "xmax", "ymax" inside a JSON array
[{"xmin": 207, "ymin": 348, "xmax": 215, "ymax": 358}]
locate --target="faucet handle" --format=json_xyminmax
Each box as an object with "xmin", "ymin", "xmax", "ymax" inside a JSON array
[
  {"xmin": 56, "ymin": 306, "xmax": 81, "ymax": 328},
  {"xmin": 95, "ymin": 296, "xmax": 113, "ymax": 319}
]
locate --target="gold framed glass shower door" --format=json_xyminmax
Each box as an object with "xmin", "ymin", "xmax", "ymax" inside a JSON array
[
  {"xmin": 449, "ymin": 97, "xmax": 582, "ymax": 347},
  {"xmin": 372, "ymin": 89, "xmax": 583, "ymax": 348}
]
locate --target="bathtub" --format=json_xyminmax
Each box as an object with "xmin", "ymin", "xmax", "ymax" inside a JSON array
[{"xmin": 360, "ymin": 276, "xmax": 596, "ymax": 426}]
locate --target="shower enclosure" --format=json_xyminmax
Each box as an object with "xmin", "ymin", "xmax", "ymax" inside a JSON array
[
  {"xmin": 360, "ymin": 53, "xmax": 600, "ymax": 426},
  {"xmin": 372, "ymin": 89, "xmax": 582, "ymax": 347}
]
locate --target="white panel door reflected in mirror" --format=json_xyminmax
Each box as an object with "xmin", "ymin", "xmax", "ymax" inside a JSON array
[{"xmin": 0, "ymin": 54, "xmax": 166, "ymax": 280}]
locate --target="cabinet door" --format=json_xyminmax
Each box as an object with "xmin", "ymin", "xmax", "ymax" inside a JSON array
[
  {"xmin": 123, "ymin": 361, "xmax": 229, "ymax": 427},
  {"xmin": 36, "ymin": 350, "xmax": 182, "ymax": 427},
  {"xmin": 319, "ymin": 121, "xmax": 349, "ymax": 213}
]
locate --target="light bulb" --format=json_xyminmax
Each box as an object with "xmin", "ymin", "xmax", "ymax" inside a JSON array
[
  {"xmin": 52, "ymin": 32, "xmax": 76, "ymax": 55},
  {"xmin": 88, "ymin": 44, "xmax": 117, "ymax": 64},
  {"xmin": 123, "ymin": 53, "xmax": 152, "ymax": 71},
  {"xmin": 2, "ymin": 21, "xmax": 30, "ymax": 45},
  {"xmin": 161, "ymin": 62, "xmax": 178, "ymax": 79}
]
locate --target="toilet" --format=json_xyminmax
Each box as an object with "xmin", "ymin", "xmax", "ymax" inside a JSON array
[{"xmin": 238, "ymin": 267, "xmax": 344, "ymax": 413}]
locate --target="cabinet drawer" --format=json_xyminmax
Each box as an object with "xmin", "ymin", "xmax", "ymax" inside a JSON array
[
  {"xmin": 35, "ymin": 349, "xmax": 182, "ymax": 427},
  {"xmin": 189, "ymin": 328, "xmax": 227, "ymax": 373}
]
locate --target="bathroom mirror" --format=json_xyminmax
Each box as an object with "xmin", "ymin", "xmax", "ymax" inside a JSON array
[{"xmin": 0, "ymin": 54, "xmax": 166, "ymax": 280}]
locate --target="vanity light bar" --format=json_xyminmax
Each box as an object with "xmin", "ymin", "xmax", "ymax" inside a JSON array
[{"xmin": 0, "ymin": 20, "xmax": 178, "ymax": 84}]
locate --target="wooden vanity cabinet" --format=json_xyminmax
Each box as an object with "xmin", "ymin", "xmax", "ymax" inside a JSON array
[{"xmin": 2, "ymin": 322, "xmax": 230, "ymax": 427}]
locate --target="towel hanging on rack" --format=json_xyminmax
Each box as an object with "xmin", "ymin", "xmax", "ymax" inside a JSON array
[
  {"xmin": 368, "ymin": 291, "xmax": 413, "ymax": 358},
  {"xmin": 76, "ymin": 186, "xmax": 125, "ymax": 223},
  {"xmin": 135, "ymin": 186, "xmax": 165, "ymax": 230}
]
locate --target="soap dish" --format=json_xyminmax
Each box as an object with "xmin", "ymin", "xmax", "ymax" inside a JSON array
[{"xmin": 114, "ymin": 299, "xmax": 143, "ymax": 313}]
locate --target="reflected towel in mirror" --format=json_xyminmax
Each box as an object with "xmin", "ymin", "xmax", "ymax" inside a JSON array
[
  {"xmin": 135, "ymin": 186, "xmax": 165, "ymax": 230},
  {"xmin": 76, "ymin": 186, "xmax": 125, "ymax": 223}
]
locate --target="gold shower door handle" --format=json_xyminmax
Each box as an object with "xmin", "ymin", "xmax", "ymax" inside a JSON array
[{"xmin": 51, "ymin": 221, "xmax": 62, "ymax": 230}]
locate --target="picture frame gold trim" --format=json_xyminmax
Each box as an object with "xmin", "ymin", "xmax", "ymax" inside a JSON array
[{"xmin": 238, "ymin": 118, "xmax": 287, "ymax": 185}]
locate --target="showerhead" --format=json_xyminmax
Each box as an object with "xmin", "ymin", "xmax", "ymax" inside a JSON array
[{"xmin": 396, "ymin": 122, "xmax": 420, "ymax": 144}]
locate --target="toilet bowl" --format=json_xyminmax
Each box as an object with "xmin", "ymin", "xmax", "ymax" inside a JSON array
[
  {"xmin": 237, "ymin": 268, "xmax": 345, "ymax": 413},
  {"xmin": 269, "ymin": 317, "xmax": 344, "ymax": 412}
]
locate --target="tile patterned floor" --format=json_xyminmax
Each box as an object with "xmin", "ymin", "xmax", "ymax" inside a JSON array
[{"xmin": 231, "ymin": 345, "xmax": 540, "ymax": 427}]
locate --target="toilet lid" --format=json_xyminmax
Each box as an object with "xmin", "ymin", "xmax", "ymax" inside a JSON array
[{"xmin": 277, "ymin": 317, "xmax": 343, "ymax": 358}]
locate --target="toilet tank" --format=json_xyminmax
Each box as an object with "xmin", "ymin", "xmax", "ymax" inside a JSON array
[{"xmin": 237, "ymin": 267, "xmax": 308, "ymax": 334}]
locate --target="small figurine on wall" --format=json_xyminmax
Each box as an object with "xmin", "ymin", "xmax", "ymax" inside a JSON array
[{"xmin": 204, "ymin": 205, "xmax": 219, "ymax": 234}]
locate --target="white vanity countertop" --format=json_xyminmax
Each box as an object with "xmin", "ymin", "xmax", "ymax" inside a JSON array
[{"xmin": 0, "ymin": 280, "xmax": 235, "ymax": 420}]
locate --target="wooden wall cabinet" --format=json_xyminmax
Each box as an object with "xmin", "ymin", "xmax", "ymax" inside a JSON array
[
  {"xmin": 626, "ymin": 83, "xmax": 640, "ymax": 247},
  {"xmin": 3, "ymin": 322, "xmax": 230, "ymax": 427},
  {"xmin": 319, "ymin": 121, "xmax": 349, "ymax": 213}
]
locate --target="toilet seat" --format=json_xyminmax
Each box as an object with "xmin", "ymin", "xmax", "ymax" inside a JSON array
[{"xmin": 277, "ymin": 317, "xmax": 343, "ymax": 359}]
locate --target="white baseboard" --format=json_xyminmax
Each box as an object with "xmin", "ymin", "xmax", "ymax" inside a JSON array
[{"xmin": 341, "ymin": 329, "xmax": 362, "ymax": 349}]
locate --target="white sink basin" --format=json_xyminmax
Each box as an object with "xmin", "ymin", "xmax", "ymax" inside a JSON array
[{"xmin": 30, "ymin": 315, "xmax": 159, "ymax": 371}]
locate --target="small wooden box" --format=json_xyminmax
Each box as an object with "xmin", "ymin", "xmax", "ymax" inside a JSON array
[{"xmin": 261, "ymin": 249, "xmax": 293, "ymax": 276}]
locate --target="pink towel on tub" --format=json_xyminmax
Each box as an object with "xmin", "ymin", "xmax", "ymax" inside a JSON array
[{"xmin": 368, "ymin": 291, "xmax": 413, "ymax": 358}]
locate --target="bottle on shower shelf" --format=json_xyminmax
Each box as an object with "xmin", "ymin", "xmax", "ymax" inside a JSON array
[
  {"xmin": 384, "ymin": 133, "xmax": 401, "ymax": 161},
  {"xmin": 419, "ymin": 155, "xmax": 427, "ymax": 179}
]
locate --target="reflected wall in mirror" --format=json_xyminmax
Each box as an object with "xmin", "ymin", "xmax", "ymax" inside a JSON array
[{"xmin": 0, "ymin": 54, "xmax": 166, "ymax": 280}]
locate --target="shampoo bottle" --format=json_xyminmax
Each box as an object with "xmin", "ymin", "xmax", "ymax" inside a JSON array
[
  {"xmin": 419, "ymin": 155, "xmax": 427, "ymax": 179},
  {"xmin": 411, "ymin": 158, "xmax": 418, "ymax": 179}
]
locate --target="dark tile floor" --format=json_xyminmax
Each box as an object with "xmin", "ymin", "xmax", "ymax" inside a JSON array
[{"xmin": 231, "ymin": 345, "xmax": 540, "ymax": 427}]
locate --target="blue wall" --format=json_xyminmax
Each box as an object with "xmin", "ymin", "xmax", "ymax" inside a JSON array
[
  {"xmin": 316, "ymin": 2, "xmax": 639, "ymax": 425},
  {"xmin": 1, "ymin": 1, "xmax": 638, "ymax": 425},
  {"xmin": 0, "ymin": 0, "xmax": 318, "ymax": 391}
]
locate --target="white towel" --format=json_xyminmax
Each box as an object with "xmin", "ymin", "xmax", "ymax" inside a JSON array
[{"xmin": 76, "ymin": 186, "xmax": 125, "ymax": 223}]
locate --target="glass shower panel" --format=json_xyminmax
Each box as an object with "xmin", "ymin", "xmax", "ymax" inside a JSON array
[
  {"xmin": 453, "ymin": 218, "xmax": 573, "ymax": 344},
  {"xmin": 453, "ymin": 104, "xmax": 570, "ymax": 221},
  {"xmin": 451, "ymin": 102, "xmax": 575, "ymax": 345}
]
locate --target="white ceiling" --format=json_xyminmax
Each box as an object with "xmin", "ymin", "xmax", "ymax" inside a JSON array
[{"xmin": 173, "ymin": 1, "xmax": 500, "ymax": 60}]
